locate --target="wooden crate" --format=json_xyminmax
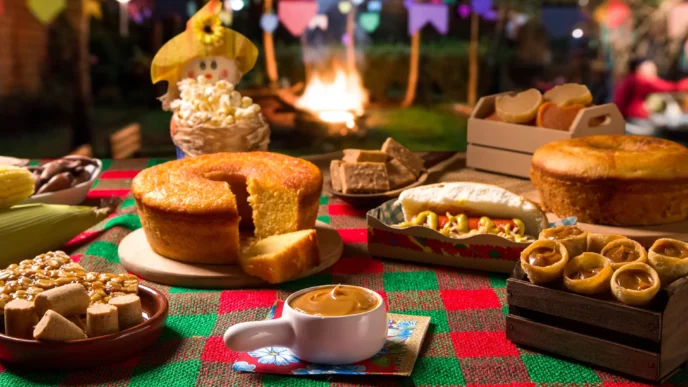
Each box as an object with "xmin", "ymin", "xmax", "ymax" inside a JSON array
[
  {"xmin": 506, "ymin": 264, "xmax": 688, "ymax": 383},
  {"xmin": 466, "ymin": 93, "xmax": 625, "ymax": 178}
]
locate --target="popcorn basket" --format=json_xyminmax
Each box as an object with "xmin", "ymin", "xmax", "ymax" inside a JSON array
[{"xmin": 171, "ymin": 117, "xmax": 270, "ymax": 159}]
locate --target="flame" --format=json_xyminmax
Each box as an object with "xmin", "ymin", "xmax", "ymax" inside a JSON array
[{"xmin": 296, "ymin": 65, "xmax": 368, "ymax": 126}]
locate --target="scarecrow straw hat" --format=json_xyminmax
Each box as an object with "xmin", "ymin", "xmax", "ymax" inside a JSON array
[{"xmin": 150, "ymin": 0, "xmax": 258, "ymax": 87}]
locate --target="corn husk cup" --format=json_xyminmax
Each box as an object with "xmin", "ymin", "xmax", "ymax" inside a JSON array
[{"xmin": 171, "ymin": 115, "xmax": 270, "ymax": 158}]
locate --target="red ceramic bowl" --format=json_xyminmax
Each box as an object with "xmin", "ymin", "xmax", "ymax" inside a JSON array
[{"xmin": 0, "ymin": 285, "xmax": 168, "ymax": 369}]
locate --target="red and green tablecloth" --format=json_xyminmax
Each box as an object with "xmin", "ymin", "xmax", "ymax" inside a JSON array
[{"xmin": 4, "ymin": 158, "xmax": 687, "ymax": 387}]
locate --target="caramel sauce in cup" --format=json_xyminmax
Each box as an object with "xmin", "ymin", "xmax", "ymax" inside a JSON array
[{"xmin": 289, "ymin": 285, "xmax": 379, "ymax": 317}]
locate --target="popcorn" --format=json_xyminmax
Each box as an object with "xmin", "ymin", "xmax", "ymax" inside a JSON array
[{"xmin": 170, "ymin": 77, "xmax": 263, "ymax": 128}]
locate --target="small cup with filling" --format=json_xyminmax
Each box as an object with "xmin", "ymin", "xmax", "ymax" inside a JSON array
[
  {"xmin": 601, "ymin": 239, "xmax": 648, "ymax": 270},
  {"xmin": 520, "ymin": 240, "xmax": 569, "ymax": 285},
  {"xmin": 539, "ymin": 226, "xmax": 588, "ymax": 258},
  {"xmin": 648, "ymin": 238, "xmax": 688, "ymax": 285},
  {"xmin": 563, "ymin": 253, "xmax": 613, "ymax": 295},
  {"xmin": 586, "ymin": 233, "xmax": 628, "ymax": 254},
  {"xmin": 610, "ymin": 262, "xmax": 660, "ymax": 306}
]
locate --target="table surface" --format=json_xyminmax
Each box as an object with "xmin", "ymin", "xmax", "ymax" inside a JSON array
[{"xmin": 5, "ymin": 156, "xmax": 686, "ymax": 387}]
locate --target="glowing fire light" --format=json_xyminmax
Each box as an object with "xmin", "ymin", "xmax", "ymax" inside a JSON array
[{"xmin": 296, "ymin": 65, "xmax": 368, "ymax": 129}]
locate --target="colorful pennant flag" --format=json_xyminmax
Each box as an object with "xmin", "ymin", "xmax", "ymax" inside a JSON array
[
  {"xmin": 278, "ymin": 1, "xmax": 318, "ymax": 36},
  {"xmin": 482, "ymin": 9, "xmax": 497, "ymax": 21},
  {"xmin": 605, "ymin": 0, "xmax": 630, "ymax": 28},
  {"xmin": 338, "ymin": 1, "xmax": 352, "ymax": 14},
  {"xmin": 408, "ymin": 3, "xmax": 448, "ymax": 35},
  {"xmin": 27, "ymin": 0, "xmax": 66, "ymax": 24},
  {"xmin": 367, "ymin": 0, "xmax": 381, "ymax": 12},
  {"xmin": 260, "ymin": 13, "xmax": 279, "ymax": 33},
  {"xmin": 308, "ymin": 14, "xmax": 328, "ymax": 31},
  {"xmin": 470, "ymin": 0, "xmax": 491, "ymax": 15},
  {"xmin": 341, "ymin": 32, "xmax": 351, "ymax": 45},
  {"xmin": 458, "ymin": 4, "xmax": 470, "ymax": 18},
  {"xmin": 360, "ymin": 12, "xmax": 380, "ymax": 32}
]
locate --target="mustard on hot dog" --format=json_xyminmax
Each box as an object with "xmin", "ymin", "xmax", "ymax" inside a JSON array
[{"xmin": 396, "ymin": 210, "xmax": 532, "ymax": 242}]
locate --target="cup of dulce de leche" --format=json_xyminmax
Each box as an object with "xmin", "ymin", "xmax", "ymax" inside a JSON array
[{"xmin": 223, "ymin": 285, "xmax": 387, "ymax": 365}]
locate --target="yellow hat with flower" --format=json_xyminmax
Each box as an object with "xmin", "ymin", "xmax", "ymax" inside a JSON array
[{"xmin": 151, "ymin": 0, "xmax": 258, "ymax": 86}]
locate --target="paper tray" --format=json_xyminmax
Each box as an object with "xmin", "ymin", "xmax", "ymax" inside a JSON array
[{"xmin": 366, "ymin": 199, "xmax": 529, "ymax": 273}]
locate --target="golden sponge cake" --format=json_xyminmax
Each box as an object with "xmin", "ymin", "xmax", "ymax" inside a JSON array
[
  {"xmin": 239, "ymin": 229, "xmax": 320, "ymax": 284},
  {"xmin": 132, "ymin": 152, "xmax": 322, "ymax": 264}
]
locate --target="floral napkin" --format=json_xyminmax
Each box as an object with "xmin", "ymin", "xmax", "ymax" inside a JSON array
[
  {"xmin": 232, "ymin": 301, "xmax": 431, "ymax": 376},
  {"xmin": 550, "ymin": 217, "xmax": 577, "ymax": 227}
]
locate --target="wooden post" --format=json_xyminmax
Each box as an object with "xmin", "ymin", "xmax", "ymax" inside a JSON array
[
  {"xmin": 401, "ymin": 30, "xmax": 420, "ymax": 107},
  {"xmin": 66, "ymin": 0, "xmax": 93, "ymax": 150},
  {"xmin": 346, "ymin": 5, "xmax": 357, "ymax": 74},
  {"xmin": 263, "ymin": 0, "xmax": 279, "ymax": 89},
  {"xmin": 468, "ymin": 11, "xmax": 479, "ymax": 106}
]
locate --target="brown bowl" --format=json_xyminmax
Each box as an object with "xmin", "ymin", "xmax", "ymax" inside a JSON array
[{"xmin": 0, "ymin": 285, "xmax": 168, "ymax": 369}]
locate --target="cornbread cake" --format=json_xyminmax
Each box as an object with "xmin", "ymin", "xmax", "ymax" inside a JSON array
[
  {"xmin": 132, "ymin": 152, "xmax": 322, "ymax": 264},
  {"xmin": 381, "ymin": 138, "xmax": 424, "ymax": 177},
  {"xmin": 340, "ymin": 162, "xmax": 389, "ymax": 194},
  {"xmin": 531, "ymin": 135, "xmax": 688, "ymax": 226},
  {"xmin": 239, "ymin": 229, "xmax": 320, "ymax": 284},
  {"xmin": 342, "ymin": 149, "xmax": 388, "ymax": 163}
]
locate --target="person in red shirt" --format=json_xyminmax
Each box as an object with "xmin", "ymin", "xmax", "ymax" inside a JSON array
[{"xmin": 614, "ymin": 59, "xmax": 688, "ymax": 120}]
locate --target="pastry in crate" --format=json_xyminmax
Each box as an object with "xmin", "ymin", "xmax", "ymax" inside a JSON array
[{"xmin": 518, "ymin": 226, "xmax": 688, "ymax": 307}]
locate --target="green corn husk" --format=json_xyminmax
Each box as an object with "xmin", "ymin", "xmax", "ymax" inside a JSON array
[{"xmin": 0, "ymin": 204, "xmax": 111, "ymax": 267}]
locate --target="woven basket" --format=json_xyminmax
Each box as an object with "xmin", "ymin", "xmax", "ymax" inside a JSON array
[{"xmin": 170, "ymin": 115, "xmax": 270, "ymax": 157}]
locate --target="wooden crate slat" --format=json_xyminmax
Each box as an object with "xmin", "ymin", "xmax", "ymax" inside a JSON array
[
  {"xmin": 507, "ymin": 278, "xmax": 661, "ymax": 342},
  {"xmin": 507, "ymin": 314, "xmax": 660, "ymax": 382},
  {"xmin": 659, "ymin": 278, "xmax": 688, "ymax": 380}
]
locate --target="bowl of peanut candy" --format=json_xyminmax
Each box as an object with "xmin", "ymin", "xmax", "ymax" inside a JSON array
[{"xmin": 0, "ymin": 251, "xmax": 168, "ymax": 369}]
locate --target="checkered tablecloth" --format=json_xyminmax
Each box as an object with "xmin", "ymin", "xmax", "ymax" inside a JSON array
[{"xmin": 4, "ymin": 158, "xmax": 686, "ymax": 387}]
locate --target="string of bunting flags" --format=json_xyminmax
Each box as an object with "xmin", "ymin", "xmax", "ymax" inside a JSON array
[{"xmin": 264, "ymin": 0, "xmax": 501, "ymax": 37}]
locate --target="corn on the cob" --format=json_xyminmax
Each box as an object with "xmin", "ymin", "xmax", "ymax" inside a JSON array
[
  {"xmin": 0, "ymin": 204, "xmax": 110, "ymax": 267},
  {"xmin": 0, "ymin": 166, "xmax": 35, "ymax": 210}
]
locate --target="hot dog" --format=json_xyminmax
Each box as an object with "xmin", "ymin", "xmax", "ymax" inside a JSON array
[{"xmin": 395, "ymin": 182, "xmax": 549, "ymax": 242}]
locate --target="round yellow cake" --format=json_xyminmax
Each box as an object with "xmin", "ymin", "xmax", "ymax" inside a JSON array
[
  {"xmin": 132, "ymin": 152, "xmax": 323, "ymax": 264},
  {"xmin": 531, "ymin": 135, "xmax": 688, "ymax": 226}
]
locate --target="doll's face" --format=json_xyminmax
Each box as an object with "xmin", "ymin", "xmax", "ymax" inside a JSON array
[{"xmin": 182, "ymin": 56, "xmax": 242, "ymax": 84}]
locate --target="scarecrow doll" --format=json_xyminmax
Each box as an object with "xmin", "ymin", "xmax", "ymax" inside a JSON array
[{"xmin": 151, "ymin": 0, "xmax": 269, "ymax": 158}]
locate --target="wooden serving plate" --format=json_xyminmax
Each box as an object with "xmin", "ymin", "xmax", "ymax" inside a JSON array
[
  {"xmin": 0, "ymin": 285, "xmax": 168, "ymax": 369},
  {"xmin": 326, "ymin": 152, "xmax": 457, "ymax": 208},
  {"xmin": 523, "ymin": 190, "xmax": 688, "ymax": 246},
  {"xmin": 118, "ymin": 221, "xmax": 343, "ymax": 288},
  {"xmin": 507, "ymin": 264, "xmax": 688, "ymax": 383}
]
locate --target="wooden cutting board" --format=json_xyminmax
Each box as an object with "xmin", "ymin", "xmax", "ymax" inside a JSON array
[
  {"xmin": 523, "ymin": 191, "xmax": 688, "ymax": 246},
  {"xmin": 118, "ymin": 221, "xmax": 343, "ymax": 288}
]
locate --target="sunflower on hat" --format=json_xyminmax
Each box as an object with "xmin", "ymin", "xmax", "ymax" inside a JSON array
[{"xmin": 151, "ymin": 0, "xmax": 258, "ymax": 110}]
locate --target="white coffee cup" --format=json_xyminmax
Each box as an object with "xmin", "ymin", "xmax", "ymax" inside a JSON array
[{"xmin": 223, "ymin": 285, "xmax": 388, "ymax": 365}]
